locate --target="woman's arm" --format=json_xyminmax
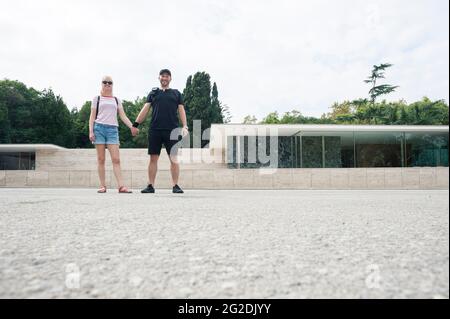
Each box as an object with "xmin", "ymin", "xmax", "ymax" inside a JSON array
[
  {"xmin": 89, "ymin": 98, "xmax": 97, "ymax": 142},
  {"xmin": 118, "ymin": 105, "xmax": 133, "ymax": 128},
  {"xmin": 118, "ymin": 102, "xmax": 139, "ymax": 136}
]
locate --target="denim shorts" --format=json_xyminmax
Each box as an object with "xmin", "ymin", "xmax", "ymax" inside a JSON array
[{"xmin": 93, "ymin": 122, "xmax": 120, "ymax": 145}]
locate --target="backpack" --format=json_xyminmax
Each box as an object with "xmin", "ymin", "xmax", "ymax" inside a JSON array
[{"xmin": 96, "ymin": 96, "xmax": 119, "ymax": 119}]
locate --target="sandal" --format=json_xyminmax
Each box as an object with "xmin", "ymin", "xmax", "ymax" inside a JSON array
[
  {"xmin": 118, "ymin": 186, "xmax": 132, "ymax": 193},
  {"xmin": 97, "ymin": 186, "xmax": 107, "ymax": 193}
]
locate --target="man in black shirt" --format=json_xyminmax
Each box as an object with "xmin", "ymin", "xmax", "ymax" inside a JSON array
[{"xmin": 133, "ymin": 69, "xmax": 188, "ymax": 194}]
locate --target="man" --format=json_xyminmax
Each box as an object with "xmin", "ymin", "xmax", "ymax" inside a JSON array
[{"xmin": 133, "ymin": 69, "xmax": 189, "ymax": 194}]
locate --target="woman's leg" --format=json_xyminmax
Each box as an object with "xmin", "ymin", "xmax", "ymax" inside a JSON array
[
  {"xmin": 107, "ymin": 144, "xmax": 124, "ymax": 187},
  {"xmin": 96, "ymin": 144, "xmax": 107, "ymax": 187}
]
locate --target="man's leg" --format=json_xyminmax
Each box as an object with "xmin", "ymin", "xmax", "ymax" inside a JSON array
[
  {"xmin": 148, "ymin": 154, "xmax": 159, "ymax": 186},
  {"xmin": 169, "ymin": 155, "xmax": 179, "ymax": 187},
  {"xmin": 165, "ymin": 131, "xmax": 183, "ymax": 193},
  {"xmin": 142, "ymin": 130, "xmax": 162, "ymax": 193}
]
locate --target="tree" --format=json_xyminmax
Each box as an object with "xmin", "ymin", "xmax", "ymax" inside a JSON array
[
  {"xmin": 279, "ymin": 110, "xmax": 304, "ymax": 124},
  {"xmin": 364, "ymin": 63, "xmax": 399, "ymax": 104},
  {"xmin": 211, "ymin": 82, "xmax": 223, "ymax": 124},
  {"xmin": 0, "ymin": 101, "xmax": 10, "ymax": 143},
  {"xmin": 261, "ymin": 112, "xmax": 280, "ymax": 124},
  {"xmin": 0, "ymin": 79, "xmax": 74, "ymax": 147},
  {"xmin": 32, "ymin": 89, "xmax": 75, "ymax": 147},
  {"xmin": 405, "ymin": 97, "xmax": 449, "ymax": 125},
  {"xmin": 119, "ymin": 97, "xmax": 149, "ymax": 148},
  {"xmin": 243, "ymin": 115, "xmax": 257, "ymax": 124},
  {"xmin": 183, "ymin": 72, "xmax": 225, "ymax": 147},
  {"xmin": 326, "ymin": 101, "xmax": 355, "ymax": 120},
  {"xmin": 258, "ymin": 97, "xmax": 448, "ymax": 126},
  {"xmin": 71, "ymin": 102, "xmax": 93, "ymax": 148}
]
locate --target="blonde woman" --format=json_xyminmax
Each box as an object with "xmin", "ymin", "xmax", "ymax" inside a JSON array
[{"xmin": 89, "ymin": 76, "xmax": 139, "ymax": 193}]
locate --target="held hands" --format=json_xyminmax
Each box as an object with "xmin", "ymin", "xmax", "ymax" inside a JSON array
[{"xmin": 131, "ymin": 126, "xmax": 140, "ymax": 137}]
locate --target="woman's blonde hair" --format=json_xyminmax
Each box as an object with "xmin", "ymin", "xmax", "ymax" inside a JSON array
[{"xmin": 101, "ymin": 75, "xmax": 113, "ymax": 96}]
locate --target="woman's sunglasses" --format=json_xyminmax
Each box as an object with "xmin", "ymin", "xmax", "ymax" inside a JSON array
[{"xmin": 102, "ymin": 81, "xmax": 113, "ymax": 85}]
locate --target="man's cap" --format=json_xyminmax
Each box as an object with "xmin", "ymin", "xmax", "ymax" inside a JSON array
[{"xmin": 159, "ymin": 69, "xmax": 172, "ymax": 76}]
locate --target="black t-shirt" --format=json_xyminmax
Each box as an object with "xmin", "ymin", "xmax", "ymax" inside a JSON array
[{"xmin": 147, "ymin": 88, "xmax": 184, "ymax": 130}]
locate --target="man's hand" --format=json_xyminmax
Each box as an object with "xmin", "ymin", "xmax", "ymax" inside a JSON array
[
  {"xmin": 131, "ymin": 127, "xmax": 139, "ymax": 137},
  {"xmin": 182, "ymin": 126, "xmax": 189, "ymax": 137},
  {"xmin": 89, "ymin": 131, "xmax": 95, "ymax": 142}
]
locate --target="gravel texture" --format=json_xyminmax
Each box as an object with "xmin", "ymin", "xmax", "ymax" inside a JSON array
[{"xmin": 0, "ymin": 188, "xmax": 448, "ymax": 299}]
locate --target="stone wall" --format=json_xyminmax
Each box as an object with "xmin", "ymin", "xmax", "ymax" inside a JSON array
[
  {"xmin": 0, "ymin": 148, "xmax": 448, "ymax": 189},
  {"xmin": 1, "ymin": 167, "xmax": 448, "ymax": 190}
]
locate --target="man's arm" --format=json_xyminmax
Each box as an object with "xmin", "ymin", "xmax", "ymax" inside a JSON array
[
  {"xmin": 178, "ymin": 104, "xmax": 187, "ymax": 128},
  {"xmin": 178, "ymin": 104, "xmax": 188, "ymax": 136},
  {"xmin": 134, "ymin": 102, "xmax": 151, "ymax": 125}
]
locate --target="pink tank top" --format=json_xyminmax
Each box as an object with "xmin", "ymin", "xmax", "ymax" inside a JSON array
[{"xmin": 92, "ymin": 96, "xmax": 123, "ymax": 127}]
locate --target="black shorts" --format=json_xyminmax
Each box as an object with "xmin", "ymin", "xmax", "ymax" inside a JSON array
[{"xmin": 148, "ymin": 129, "xmax": 182, "ymax": 156}]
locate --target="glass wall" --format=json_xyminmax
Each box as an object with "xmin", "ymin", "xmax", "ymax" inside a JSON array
[
  {"xmin": 292, "ymin": 132, "xmax": 355, "ymax": 168},
  {"xmin": 226, "ymin": 130, "xmax": 449, "ymax": 169},
  {"xmin": 301, "ymin": 135, "xmax": 322, "ymax": 168},
  {"xmin": 405, "ymin": 132, "xmax": 449, "ymax": 167},
  {"xmin": 324, "ymin": 132, "xmax": 355, "ymax": 168},
  {"xmin": 227, "ymin": 136, "xmax": 286, "ymax": 168},
  {"xmin": 0, "ymin": 152, "xmax": 36, "ymax": 170},
  {"xmin": 355, "ymin": 132, "xmax": 403, "ymax": 167}
]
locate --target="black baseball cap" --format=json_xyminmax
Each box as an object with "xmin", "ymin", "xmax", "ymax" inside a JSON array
[{"xmin": 159, "ymin": 69, "xmax": 172, "ymax": 76}]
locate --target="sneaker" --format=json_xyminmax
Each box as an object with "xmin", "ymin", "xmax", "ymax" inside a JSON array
[
  {"xmin": 141, "ymin": 184, "xmax": 155, "ymax": 193},
  {"xmin": 172, "ymin": 184, "xmax": 184, "ymax": 194}
]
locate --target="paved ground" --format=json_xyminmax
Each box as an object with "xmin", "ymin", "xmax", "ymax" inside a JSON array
[{"xmin": 0, "ymin": 188, "xmax": 448, "ymax": 299}]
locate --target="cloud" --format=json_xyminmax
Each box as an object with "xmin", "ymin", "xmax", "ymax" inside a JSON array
[{"xmin": 0, "ymin": 0, "xmax": 448, "ymax": 122}]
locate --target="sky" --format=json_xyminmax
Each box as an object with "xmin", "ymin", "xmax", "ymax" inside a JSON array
[{"xmin": 0, "ymin": 0, "xmax": 448, "ymax": 122}]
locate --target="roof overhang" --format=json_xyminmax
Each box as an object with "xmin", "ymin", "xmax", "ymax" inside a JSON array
[
  {"xmin": 209, "ymin": 124, "xmax": 449, "ymax": 148},
  {"xmin": 0, "ymin": 144, "xmax": 67, "ymax": 152}
]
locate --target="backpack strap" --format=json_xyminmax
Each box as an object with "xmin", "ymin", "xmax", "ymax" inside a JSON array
[
  {"xmin": 95, "ymin": 96, "xmax": 100, "ymax": 119},
  {"xmin": 114, "ymin": 97, "xmax": 119, "ymax": 113},
  {"xmin": 148, "ymin": 88, "xmax": 160, "ymax": 103}
]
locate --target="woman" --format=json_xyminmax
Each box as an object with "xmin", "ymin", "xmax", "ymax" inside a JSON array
[{"xmin": 89, "ymin": 76, "xmax": 139, "ymax": 193}]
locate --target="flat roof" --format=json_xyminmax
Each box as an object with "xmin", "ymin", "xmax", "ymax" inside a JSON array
[
  {"xmin": 211, "ymin": 124, "xmax": 449, "ymax": 134},
  {"xmin": 209, "ymin": 124, "xmax": 449, "ymax": 148},
  {"xmin": 0, "ymin": 144, "xmax": 67, "ymax": 152}
]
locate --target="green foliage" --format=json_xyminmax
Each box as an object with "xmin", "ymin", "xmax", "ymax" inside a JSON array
[
  {"xmin": 243, "ymin": 115, "xmax": 258, "ymax": 124},
  {"xmin": 364, "ymin": 63, "xmax": 399, "ymax": 103},
  {"xmin": 257, "ymin": 97, "xmax": 449, "ymax": 125},
  {"xmin": 119, "ymin": 97, "xmax": 149, "ymax": 148},
  {"xmin": 1, "ymin": 72, "xmax": 447, "ymax": 150},
  {"xmin": 0, "ymin": 80, "xmax": 75, "ymax": 147},
  {"xmin": 183, "ymin": 72, "xmax": 226, "ymax": 147},
  {"xmin": 0, "ymin": 102, "xmax": 10, "ymax": 143},
  {"xmin": 262, "ymin": 112, "xmax": 280, "ymax": 124},
  {"xmin": 71, "ymin": 102, "xmax": 92, "ymax": 148},
  {"xmin": 255, "ymin": 63, "xmax": 445, "ymax": 126},
  {"xmin": 0, "ymin": 73, "xmax": 226, "ymax": 148}
]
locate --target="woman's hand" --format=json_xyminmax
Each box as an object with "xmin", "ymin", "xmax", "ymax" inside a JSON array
[
  {"xmin": 131, "ymin": 127, "xmax": 139, "ymax": 137},
  {"xmin": 89, "ymin": 131, "xmax": 95, "ymax": 142}
]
